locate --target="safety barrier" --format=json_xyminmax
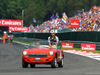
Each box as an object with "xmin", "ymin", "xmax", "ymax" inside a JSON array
[
  {"xmin": 10, "ymin": 31, "xmax": 100, "ymax": 42},
  {"xmin": 0, "ymin": 32, "xmax": 3, "ymax": 37}
]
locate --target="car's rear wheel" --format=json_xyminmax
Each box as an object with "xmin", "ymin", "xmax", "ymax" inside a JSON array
[
  {"xmin": 58, "ymin": 58, "xmax": 64, "ymax": 68},
  {"xmin": 30, "ymin": 64, "xmax": 35, "ymax": 68},
  {"xmin": 51, "ymin": 57, "xmax": 57, "ymax": 68},
  {"xmin": 22, "ymin": 59, "xmax": 28, "ymax": 68}
]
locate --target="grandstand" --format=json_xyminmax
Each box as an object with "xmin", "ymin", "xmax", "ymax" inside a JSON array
[{"xmin": 29, "ymin": 6, "xmax": 100, "ymax": 33}]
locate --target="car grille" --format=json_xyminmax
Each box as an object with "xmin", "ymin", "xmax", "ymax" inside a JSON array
[{"xmin": 28, "ymin": 54, "xmax": 47, "ymax": 58}]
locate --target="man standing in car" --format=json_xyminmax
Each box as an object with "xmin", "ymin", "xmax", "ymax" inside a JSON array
[{"xmin": 48, "ymin": 30, "xmax": 59, "ymax": 47}]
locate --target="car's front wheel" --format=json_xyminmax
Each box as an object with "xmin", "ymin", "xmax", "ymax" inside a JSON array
[
  {"xmin": 51, "ymin": 57, "xmax": 57, "ymax": 68},
  {"xmin": 58, "ymin": 58, "xmax": 64, "ymax": 68},
  {"xmin": 30, "ymin": 64, "xmax": 35, "ymax": 68},
  {"xmin": 22, "ymin": 58, "xmax": 28, "ymax": 68}
]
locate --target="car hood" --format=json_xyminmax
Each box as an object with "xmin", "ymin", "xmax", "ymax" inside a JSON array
[{"xmin": 25, "ymin": 48, "xmax": 56, "ymax": 54}]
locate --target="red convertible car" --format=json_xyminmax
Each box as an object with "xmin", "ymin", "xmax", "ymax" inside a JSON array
[{"xmin": 22, "ymin": 42, "xmax": 64, "ymax": 68}]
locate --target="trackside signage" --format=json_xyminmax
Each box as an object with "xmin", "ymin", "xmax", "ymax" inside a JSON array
[
  {"xmin": 81, "ymin": 43, "xmax": 96, "ymax": 51},
  {"xmin": 9, "ymin": 27, "xmax": 29, "ymax": 32},
  {"xmin": 70, "ymin": 19, "xmax": 79, "ymax": 28},
  {"xmin": 62, "ymin": 42, "xmax": 74, "ymax": 48},
  {"xmin": 0, "ymin": 19, "xmax": 22, "ymax": 27}
]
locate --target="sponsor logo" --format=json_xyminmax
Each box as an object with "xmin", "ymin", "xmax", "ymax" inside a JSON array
[
  {"xmin": 81, "ymin": 44, "xmax": 96, "ymax": 51},
  {"xmin": 62, "ymin": 42, "xmax": 74, "ymax": 48},
  {"xmin": 71, "ymin": 22, "xmax": 79, "ymax": 25},
  {"xmin": 2, "ymin": 20, "xmax": 21, "ymax": 25},
  {"xmin": 0, "ymin": 19, "xmax": 22, "ymax": 27},
  {"xmin": 9, "ymin": 27, "xmax": 29, "ymax": 32},
  {"xmin": 70, "ymin": 19, "xmax": 79, "ymax": 28}
]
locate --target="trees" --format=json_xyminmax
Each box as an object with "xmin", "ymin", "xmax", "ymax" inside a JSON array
[
  {"xmin": 6, "ymin": 0, "xmax": 23, "ymax": 19},
  {"xmin": 24, "ymin": 0, "xmax": 46, "ymax": 26},
  {"xmin": 0, "ymin": 0, "xmax": 7, "ymax": 19}
]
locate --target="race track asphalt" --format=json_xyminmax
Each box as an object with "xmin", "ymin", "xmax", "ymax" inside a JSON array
[{"xmin": 0, "ymin": 41, "xmax": 100, "ymax": 75}]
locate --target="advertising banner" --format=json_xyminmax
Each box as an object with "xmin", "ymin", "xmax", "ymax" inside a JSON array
[
  {"xmin": 9, "ymin": 27, "xmax": 29, "ymax": 32},
  {"xmin": 62, "ymin": 42, "xmax": 74, "ymax": 48},
  {"xmin": 0, "ymin": 19, "xmax": 22, "ymax": 27},
  {"xmin": 81, "ymin": 43, "xmax": 96, "ymax": 51},
  {"xmin": 70, "ymin": 19, "xmax": 79, "ymax": 28}
]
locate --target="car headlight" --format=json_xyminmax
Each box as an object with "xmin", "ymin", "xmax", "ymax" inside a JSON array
[
  {"xmin": 49, "ymin": 51, "xmax": 54, "ymax": 55},
  {"xmin": 23, "ymin": 51, "xmax": 27, "ymax": 55}
]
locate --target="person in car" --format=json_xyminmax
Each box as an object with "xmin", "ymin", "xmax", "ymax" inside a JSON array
[
  {"xmin": 48, "ymin": 30, "xmax": 59, "ymax": 47},
  {"xmin": 36, "ymin": 42, "xmax": 40, "ymax": 47}
]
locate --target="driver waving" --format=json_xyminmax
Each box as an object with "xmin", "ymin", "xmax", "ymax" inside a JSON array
[{"xmin": 48, "ymin": 30, "xmax": 59, "ymax": 47}]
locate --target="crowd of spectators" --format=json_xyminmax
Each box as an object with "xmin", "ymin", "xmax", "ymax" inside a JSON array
[
  {"xmin": 70, "ymin": 6, "xmax": 100, "ymax": 31},
  {"xmin": 29, "ymin": 5, "xmax": 100, "ymax": 32}
]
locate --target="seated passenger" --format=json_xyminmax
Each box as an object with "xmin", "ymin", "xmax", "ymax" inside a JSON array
[{"xmin": 36, "ymin": 42, "xmax": 40, "ymax": 47}]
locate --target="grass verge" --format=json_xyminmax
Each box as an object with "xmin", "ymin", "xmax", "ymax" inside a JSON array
[
  {"xmin": 13, "ymin": 40, "xmax": 30, "ymax": 45},
  {"xmin": 0, "ymin": 37, "xmax": 3, "ymax": 39}
]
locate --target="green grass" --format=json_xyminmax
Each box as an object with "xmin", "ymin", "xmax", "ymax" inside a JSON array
[
  {"xmin": 61, "ymin": 47, "xmax": 80, "ymax": 50},
  {"xmin": 13, "ymin": 40, "xmax": 36, "ymax": 45},
  {"xmin": 13, "ymin": 40, "xmax": 30, "ymax": 45},
  {"xmin": 0, "ymin": 37, "xmax": 3, "ymax": 39}
]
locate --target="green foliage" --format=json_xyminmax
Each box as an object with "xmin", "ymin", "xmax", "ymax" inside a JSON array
[
  {"xmin": 0, "ymin": 0, "xmax": 100, "ymax": 26},
  {"xmin": 24, "ymin": 0, "xmax": 46, "ymax": 26},
  {"xmin": 6, "ymin": 0, "xmax": 23, "ymax": 19},
  {"xmin": 0, "ymin": 0, "xmax": 7, "ymax": 19}
]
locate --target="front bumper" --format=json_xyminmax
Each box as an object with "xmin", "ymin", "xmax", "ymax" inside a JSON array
[{"xmin": 23, "ymin": 55, "xmax": 55, "ymax": 64}]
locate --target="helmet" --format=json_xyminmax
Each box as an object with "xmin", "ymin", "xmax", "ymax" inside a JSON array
[
  {"xmin": 50, "ymin": 30, "xmax": 55, "ymax": 33},
  {"xmin": 4, "ymin": 31, "xmax": 6, "ymax": 34}
]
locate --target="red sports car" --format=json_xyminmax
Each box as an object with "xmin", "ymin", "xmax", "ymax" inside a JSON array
[{"xmin": 22, "ymin": 42, "xmax": 64, "ymax": 68}]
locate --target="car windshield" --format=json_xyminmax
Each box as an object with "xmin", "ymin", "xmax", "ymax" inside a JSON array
[{"xmin": 30, "ymin": 41, "xmax": 57, "ymax": 49}]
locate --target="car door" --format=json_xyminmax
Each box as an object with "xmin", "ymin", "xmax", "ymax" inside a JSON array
[{"xmin": 57, "ymin": 49, "xmax": 63, "ymax": 62}]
